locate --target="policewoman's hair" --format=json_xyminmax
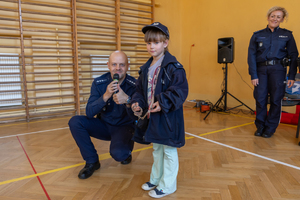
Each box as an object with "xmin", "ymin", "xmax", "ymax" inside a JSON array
[
  {"xmin": 266, "ymin": 6, "xmax": 288, "ymax": 21},
  {"xmin": 144, "ymin": 29, "xmax": 169, "ymax": 53}
]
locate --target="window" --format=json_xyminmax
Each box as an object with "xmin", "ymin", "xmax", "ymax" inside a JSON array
[{"xmin": 0, "ymin": 53, "xmax": 22, "ymax": 107}]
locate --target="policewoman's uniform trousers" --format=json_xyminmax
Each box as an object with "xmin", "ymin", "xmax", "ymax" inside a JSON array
[{"xmin": 254, "ymin": 64, "xmax": 286, "ymax": 133}]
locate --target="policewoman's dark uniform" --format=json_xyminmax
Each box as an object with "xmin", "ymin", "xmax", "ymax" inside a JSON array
[
  {"xmin": 68, "ymin": 72, "xmax": 136, "ymax": 163},
  {"xmin": 248, "ymin": 26, "xmax": 298, "ymax": 135}
]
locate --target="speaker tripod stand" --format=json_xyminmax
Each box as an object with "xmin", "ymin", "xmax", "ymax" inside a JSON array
[{"xmin": 204, "ymin": 63, "xmax": 254, "ymax": 120}]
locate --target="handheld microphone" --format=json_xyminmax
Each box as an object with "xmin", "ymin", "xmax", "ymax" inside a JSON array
[
  {"xmin": 113, "ymin": 73, "xmax": 119, "ymax": 94},
  {"xmin": 113, "ymin": 73, "xmax": 119, "ymax": 82}
]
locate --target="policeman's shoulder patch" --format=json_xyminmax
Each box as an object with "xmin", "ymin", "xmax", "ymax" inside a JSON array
[
  {"xmin": 125, "ymin": 76, "xmax": 136, "ymax": 86},
  {"xmin": 95, "ymin": 77, "xmax": 109, "ymax": 85}
]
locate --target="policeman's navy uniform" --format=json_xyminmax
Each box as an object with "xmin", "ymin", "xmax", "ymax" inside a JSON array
[
  {"xmin": 248, "ymin": 26, "xmax": 299, "ymax": 134},
  {"xmin": 131, "ymin": 51, "xmax": 189, "ymax": 194},
  {"xmin": 69, "ymin": 72, "xmax": 136, "ymax": 164}
]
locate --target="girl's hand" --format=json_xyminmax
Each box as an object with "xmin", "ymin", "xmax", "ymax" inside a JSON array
[
  {"xmin": 132, "ymin": 102, "xmax": 142, "ymax": 116},
  {"xmin": 150, "ymin": 101, "xmax": 161, "ymax": 113}
]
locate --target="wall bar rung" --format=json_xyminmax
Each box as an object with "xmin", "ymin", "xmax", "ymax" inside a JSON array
[
  {"xmin": 77, "ymin": 24, "xmax": 116, "ymax": 30},
  {"xmin": 120, "ymin": 6, "xmax": 152, "ymax": 14},
  {"xmin": 23, "ymin": 29, "xmax": 72, "ymax": 34},
  {"xmin": 21, "ymin": 10, "xmax": 71, "ymax": 18},
  {"xmin": 76, "ymin": 0, "xmax": 115, "ymax": 9},
  {"xmin": 0, "ymin": 89, "xmax": 23, "ymax": 93},
  {"xmin": 28, "ymin": 94, "xmax": 75, "ymax": 100},
  {"xmin": 21, "ymin": 1, "xmax": 72, "ymax": 10},
  {"xmin": 26, "ymin": 79, "xmax": 74, "ymax": 83},
  {"xmin": 77, "ymin": 31, "xmax": 116, "ymax": 37},
  {"xmin": 0, "ymin": 17, "xmax": 19, "ymax": 21},
  {"xmin": 26, "ymin": 71, "xmax": 74, "ymax": 74},
  {"xmin": 0, "ymin": 106, "xmax": 26, "ymax": 111},
  {"xmin": 76, "ymin": 8, "xmax": 115, "ymax": 16},
  {"xmin": 28, "ymin": 102, "xmax": 76, "ymax": 108},
  {"xmin": 24, "ymin": 38, "xmax": 72, "ymax": 42},
  {"xmin": 76, "ymin": 16, "xmax": 115, "ymax": 23},
  {"xmin": 22, "ymin": 19, "xmax": 72, "ymax": 26},
  {"xmin": 29, "ymin": 109, "xmax": 76, "ymax": 116},
  {"xmin": 120, "ymin": 0, "xmax": 152, "ymax": 7},
  {"xmin": 24, "ymin": 55, "xmax": 74, "ymax": 58},
  {"xmin": 27, "ymin": 87, "xmax": 75, "ymax": 92}
]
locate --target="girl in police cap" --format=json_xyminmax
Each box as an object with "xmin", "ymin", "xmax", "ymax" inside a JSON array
[
  {"xmin": 248, "ymin": 6, "xmax": 298, "ymax": 138},
  {"xmin": 130, "ymin": 22, "xmax": 188, "ymax": 198}
]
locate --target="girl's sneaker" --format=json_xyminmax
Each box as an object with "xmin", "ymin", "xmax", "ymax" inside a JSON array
[
  {"xmin": 141, "ymin": 182, "xmax": 157, "ymax": 191},
  {"xmin": 148, "ymin": 188, "xmax": 170, "ymax": 198}
]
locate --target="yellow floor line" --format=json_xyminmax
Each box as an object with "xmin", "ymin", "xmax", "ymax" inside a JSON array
[
  {"xmin": 215, "ymin": 111, "xmax": 255, "ymax": 120},
  {"xmin": 199, "ymin": 122, "xmax": 254, "ymax": 136},
  {"xmin": 281, "ymin": 123, "xmax": 297, "ymax": 128},
  {"xmin": 0, "ymin": 121, "xmax": 254, "ymax": 186},
  {"xmin": 185, "ymin": 121, "xmax": 254, "ymax": 140},
  {"xmin": 0, "ymin": 163, "xmax": 85, "ymax": 186},
  {"xmin": 219, "ymin": 112, "xmax": 298, "ymax": 127}
]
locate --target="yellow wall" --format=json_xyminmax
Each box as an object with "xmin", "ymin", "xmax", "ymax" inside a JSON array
[{"xmin": 154, "ymin": 0, "xmax": 300, "ymax": 111}]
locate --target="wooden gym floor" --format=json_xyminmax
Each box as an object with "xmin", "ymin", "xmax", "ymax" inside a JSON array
[{"xmin": 1, "ymin": 102, "xmax": 300, "ymax": 200}]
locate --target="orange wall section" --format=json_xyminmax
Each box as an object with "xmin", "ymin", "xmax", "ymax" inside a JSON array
[{"xmin": 154, "ymin": 0, "xmax": 300, "ymax": 111}]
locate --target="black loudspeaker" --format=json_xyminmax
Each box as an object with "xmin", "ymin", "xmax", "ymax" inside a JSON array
[{"xmin": 218, "ymin": 37, "xmax": 234, "ymax": 63}]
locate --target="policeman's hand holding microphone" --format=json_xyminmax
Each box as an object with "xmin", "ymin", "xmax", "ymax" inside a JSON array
[
  {"xmin": 102, "ymin": 73, "xmax": 118, "ymax": 102},
  {"xmin": 111, "ymin": 74, "xmax": 129, "ymax": 105}
]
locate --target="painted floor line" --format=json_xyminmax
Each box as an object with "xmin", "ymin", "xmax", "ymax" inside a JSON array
[
  {"xmin": 0, "ymin": 121, "xmax": 254, "ymax": 140},
  {"xmin": 0, "ymin": 120, "xmax": 294, "ymax": 140},
  {"xmin": 199, "ymin": 122, "xmax": 254, "ymax": 136},
  {"xmin": 217, "ymin": 112, "xmax": 297, "ymax": 127},
  {"xmin": 0, "ymin": 120, "xmax": 296, "ymax": 186},
  {"xmin": 17, "ymin": 136, "xmax": 51, "ymax": 199},
  {"xmin": 185, "ymin": 131, "xmax": 300, "ymax": 171},
  {"xmin": 0, "ymin": 146, "xmax": 153, "ymax": 186},
  {"xmin": 0, "ymin": 122, "xmax": 253, "ymax": 186},
  {"xmin": 0, "ymin": 117, "xmax": 70, "ymax": 128},
  {"xmin": 0, "ymin": 127, "xmax": 69, "ymax": 139}
]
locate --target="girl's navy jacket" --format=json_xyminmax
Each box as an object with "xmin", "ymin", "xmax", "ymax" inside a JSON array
[{"xmin": 131, "ymin": 51, "xmax": 189, "ymax": 148}]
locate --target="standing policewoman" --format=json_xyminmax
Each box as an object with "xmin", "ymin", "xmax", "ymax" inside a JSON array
[{"xmin": 248, "ymin": 6, "xmax": 298, "ymax": 138}]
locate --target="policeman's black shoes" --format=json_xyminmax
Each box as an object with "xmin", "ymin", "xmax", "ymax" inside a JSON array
[
  {"xmin": 78, "ymin": 155, "xmax": 132, "ymax": 179},
  {"xmin": 78, "ymin": 160, "xmax": 101, "ymax": 179},
  {"xmin": 254, "ymin": 126, "xmax": 265, "ymax": 136},
  {"xmin": 121, "ymin": 155, "xmax": 132, "ymax": 165},
  {"xmin": 78, "ymin": 155, "xmax": 131, "ymax": 179}
]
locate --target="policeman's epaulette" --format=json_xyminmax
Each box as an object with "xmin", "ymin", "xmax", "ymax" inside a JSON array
[
  {"xmin": 126, "ymin": 77, "xmax": 136, "ymax": 86},
  {"xmin": 95, "ymin": 78, "xmax": 109, "ymax": 84}
]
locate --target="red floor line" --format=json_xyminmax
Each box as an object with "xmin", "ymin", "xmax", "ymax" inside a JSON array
[{"xmin": 17, "ymin": 136, "xmax": 51, "ymax": 200}]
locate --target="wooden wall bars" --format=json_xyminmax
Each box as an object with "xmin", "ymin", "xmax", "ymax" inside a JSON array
[{"xmin": 0, "ymin": 0, "xmax": 154, "ymax": 123}]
